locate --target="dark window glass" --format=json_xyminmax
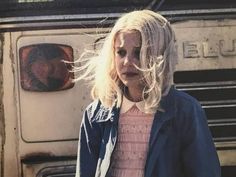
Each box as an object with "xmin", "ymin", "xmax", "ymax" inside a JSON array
[{"xmin": 19, "ymin": 43, "xmax": 74, "ymax": 92}]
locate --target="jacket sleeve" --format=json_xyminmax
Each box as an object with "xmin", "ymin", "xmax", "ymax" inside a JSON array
[
  {"xmin": 181, "ymin": 100, "xmax": 221, "ymax": 177},
  {"xmin": 76, "ymin": 101, "xmax": 102, "ymax": 177}
]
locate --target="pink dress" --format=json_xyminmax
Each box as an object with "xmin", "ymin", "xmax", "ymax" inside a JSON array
[{"xmin": 110, "ymin": 96, "xmax": 154, "ymax": 177}]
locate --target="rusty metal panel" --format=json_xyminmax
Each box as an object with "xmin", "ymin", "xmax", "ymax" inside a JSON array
[
  {"xmin": 173, "ymin": 19, "xmax": 236, "ymax": 71},
  {"xmin": 15, "ymin": 29, "xmax": 103, "ymax": 143},
  {"xmin": 0, "ymin": 33, "xmax": 3, "ymax": 177},
  {"xmin": 22, "ymin": 160, "xmax": 76, "ymax": 177},
  {"xmin": 2, "ymin": 32, "xmax": 20, "ymax": 177},
  {"xmin": 6, "ymin": 29, "xmax": 108, "ymax": 164}
]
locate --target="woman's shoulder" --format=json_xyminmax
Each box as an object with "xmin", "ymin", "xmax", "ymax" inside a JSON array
[
  {"xmin": 166, "ymin": 87, "xmax": 204, "ymax": 119},
  {"xmin": 169, "ymin": 88, "xmax": 208, "ymax": 133},
  {"xmin": 84, "ymin": 100, "xmax": 114, "ymax": 122},
  {"xmin": 171, "ymin": 87, "xmax": 201, "ymax": 108},
  {"xmin": 84, "ymin": 99, "xmax": 101, "ymax": 118},
  {"xmin": 85, "ymin": 99, "xmax": 101, "ymax": 111}
]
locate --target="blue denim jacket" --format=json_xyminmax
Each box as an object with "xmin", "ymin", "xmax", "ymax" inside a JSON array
[{"xmin": 76, "ymin": 87, "xmax": 221, "ymax": 177}]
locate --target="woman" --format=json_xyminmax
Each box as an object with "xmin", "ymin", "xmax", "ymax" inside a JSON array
[{"xmin": 75, "ymin": 10, "xmax": 221, "ymax": 177}]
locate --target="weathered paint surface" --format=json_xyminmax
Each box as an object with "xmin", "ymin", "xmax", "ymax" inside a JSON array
[
  {"xmin": 0, "ymin": 34, "xmax": 5, "ymax": 177},
  {"xmin": 173, "ymin": 19, "xmax": 236, "ymax": 71},
  {"xmin": 2, "ymin": 32, "xmax": 20, "ymax": 177}
]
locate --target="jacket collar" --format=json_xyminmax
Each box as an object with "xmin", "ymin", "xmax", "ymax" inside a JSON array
[
  {"xmin": 147, "ymin": 86, "xmax": 176, "ymax": 146},
  {"xmin": 120, "ymin": 96, "xmax": 150, "ymax": 114},
  {"xmin": 91, "ymin": 100, "xmax": 120, "ymax": 123},
  {"xmin": 145, "ymin": 86, "xmax": 176, "ymax": 177},
  {"xmin": 92, "ymin": 85, "xmax": 176, "ymax": 123},
  {"xmin": 158, "ymin": 85, "xmax": 176, "ymax": 120}
]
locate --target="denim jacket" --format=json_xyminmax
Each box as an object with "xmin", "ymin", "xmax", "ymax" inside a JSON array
[{"xmin": 76, "ymin": 87, "xmax": 221, "ymax": 177}]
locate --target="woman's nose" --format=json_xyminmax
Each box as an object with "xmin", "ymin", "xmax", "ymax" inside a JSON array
[{"xmin": 123, "ymin": 54, "xmax": 134, "ymax": 66}]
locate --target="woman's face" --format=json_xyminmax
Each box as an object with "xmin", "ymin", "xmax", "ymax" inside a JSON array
[{"xmin": 114, "ymin": 30, "xmax": 144, "ymax": 93}]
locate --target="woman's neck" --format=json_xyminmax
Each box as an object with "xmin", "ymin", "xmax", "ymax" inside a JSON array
[{"xmin": 124, "ymin": 86, "xmax": 143, "ymax": 102}]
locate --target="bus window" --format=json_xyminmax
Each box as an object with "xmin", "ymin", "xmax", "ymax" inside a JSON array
[{"xmin": 19, "ymin": 43, "xmax": 74, "ymax": 92}]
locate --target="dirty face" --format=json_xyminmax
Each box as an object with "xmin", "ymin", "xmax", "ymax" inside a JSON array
[{"xmin": 114, "ymin": 30, "xmax": 145, "ymax": 100}]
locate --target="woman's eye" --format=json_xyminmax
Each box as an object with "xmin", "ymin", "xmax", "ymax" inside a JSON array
[
  {"xmin": 134, "ymin": 48, "xmax": 140, "ymax": 60},
  {"xmin": 116, "ymin": 49, "xmax": 127, "ymax": 58}
]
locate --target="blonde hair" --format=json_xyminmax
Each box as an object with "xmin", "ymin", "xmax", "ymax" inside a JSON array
[{"xmin": 74, "ymin": 10, "xmax": 178, "ymax": 113}]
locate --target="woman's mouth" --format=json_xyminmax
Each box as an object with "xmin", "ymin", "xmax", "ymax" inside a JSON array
[{"xmin": 122, "ymin": 72, "xmax": 139, "ymax": 77}]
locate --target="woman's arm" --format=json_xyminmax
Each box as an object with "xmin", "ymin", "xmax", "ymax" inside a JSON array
[
  {"xmin": 181, "ymin": 100, "xmax": 221, "ymax": 177},
  {"xmin": 76, "ymin": 101, "xmax": 102, "ymax": 177}
]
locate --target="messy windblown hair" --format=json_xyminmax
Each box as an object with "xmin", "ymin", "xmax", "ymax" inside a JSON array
[{"xmin": 74, "ymin": 10, "xmax": 178, "ymax": 113}]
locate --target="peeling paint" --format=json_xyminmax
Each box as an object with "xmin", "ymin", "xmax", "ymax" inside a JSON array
[
  {"xmin": 0, "ymin": 35, "xmax": 3, "ymax": 64},
  {"xmin": 0, "ymin": 33, "xmax": 5, "ymax": 177},
  {"xmin": 9, "ymin": 32, "xmax": 21, "ymax": 177}
]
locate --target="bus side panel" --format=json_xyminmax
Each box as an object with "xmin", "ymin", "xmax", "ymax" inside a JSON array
[
  {"xmin": 9, "ymin": 29, "xmax": 106, "ymax": 177},
  {"xmin": 2, "ymin": 32, "xmax": 20, "ymax": 177}
]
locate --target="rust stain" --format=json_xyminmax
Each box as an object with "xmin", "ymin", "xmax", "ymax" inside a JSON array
[
  {"xmin": 0, "ymin": 34, "xmax": 5, "ymax": 177},
  {"xmin": 21, "ymin": 152, "xmax": 55, "ymax": 164}
]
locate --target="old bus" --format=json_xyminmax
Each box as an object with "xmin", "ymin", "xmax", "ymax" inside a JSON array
[{"xmin": 0, "ymin": 0, "xmax": 236, "ymax": 176}]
